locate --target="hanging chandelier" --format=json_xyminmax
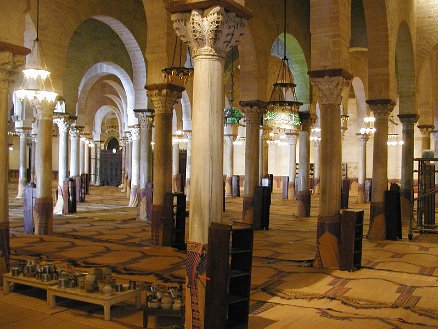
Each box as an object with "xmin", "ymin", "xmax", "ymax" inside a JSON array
[
  {"xmin": 15, "ymin": 0, "xmax": 57, "ymax": 103},
  {"xmin": 387, "ymin": 115, "xmax": 404, "ymax": 146},
  {"xmin": 359, "ymin": 115, "xmax": 376, "ymax": 135},
  {"xmin": 265, "ymin": 0, "xmax": 302, "ymax": 130},
  {"xmin": 162, "ymin": 36, "xmax": 193, "ymax": 84},
  {"xmin": 224, "ymin": 47, "xmax": 242, "ymax": 126}
]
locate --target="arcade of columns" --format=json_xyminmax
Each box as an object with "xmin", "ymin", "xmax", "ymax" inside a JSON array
[{"xmin": 1, "ymin": 0, "xmax": 436, "ymax": 295}]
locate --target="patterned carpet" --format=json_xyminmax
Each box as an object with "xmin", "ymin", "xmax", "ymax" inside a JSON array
[{"xmin": 2, "ymin": 183, "xmax": 438, "ymax": 328}]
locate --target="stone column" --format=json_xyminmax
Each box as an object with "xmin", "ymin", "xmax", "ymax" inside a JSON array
[
  {"xmin": 171, "ymin": 6, "xmax": 248, "ymax": 327},
  {"xmin": 356, "ymin": 133, "xmax": 369, "ymax": 203},
  {"xmin": 16, "ymin": 129, "xmax": 30, "ymax": 199},
  {"xmin": 95, "ymin": 141, "xmax": 102, "ymax": 186},
  {"xmin": 0, "ymin": 49, "xmax": 25, "ymax": 271},
  {"xmin": 53, "ymin": 116, "xmax": 69, "ymax": 214},
  {"xmin": 313, "ymin": 138, "xmax": 321, "ymax": 194},
  {"xmin": 30, "ymin": 133, "xmax": 37, "ymax": 183},
  {"xmin": 79, "ymin": 137, "xmax": 85, "ymax": 175},
  {"xmin": 240, "ymin": 102, "xmax": 266, "ymax": 224},
  {"xmin": 286, "ymin": 132, "xmax": 298, "ymax": 200},
  {"xmin": 134, "ymin": 109, "xmax": 154, "ymax": 220},
  {"xmin": 84, "ymin": 139, "xmax": 90, "ymax": 175},
  {"xmin": 124, "ymin": 133, "xmax": 132, "ymax": 195},
  {"xmin": 172, "ymin": 138, "xmax": 180, "ymax": 192},
  {"xmin": 224, "ymin": 135, "xmax": 235, "ymax": 197},
  {"xmin": 260, "ymin": 126, "xmax": 270, "ymax": 180},
  {"xmin": 69, "ymin": 127, "xmax": 80, "ymax": 177},
  {"xmin": 418, "ymin": 125, "xmax": 434, "ymax": 151},
  {"xmin": 118, "ymin": 136, "xmax": 127, "ymax": 189},
  {"xmin": 399, "ymin": 114, "xmax": 419, "ymax": 223},
  {"xmin": 310, "ymin": 71, "xmax": 352, "ymax": 269},
  {"xmin": 433, "ymin": 131, "xmax": 438, "ymax": 187},
  {"xmin": 184, "ymin": 130, "xmax": 192, "ymax": 199},
  {"xmin": 90, "ymin": 143, "xmax": 96, "ymax": 185},
  {"xmin": 367, "ymin": 100, "xmax": 394, "ymax": 240},
  {"xmin": 146, "ymin": 84, "xmax": 183, "ymax": 242},
  {"xmin": 129, "ymin": 125, "xmax": 141, "ymax": 206},
  {"xmin": 33, "ymin": 100, "xmax": 55, "ymax": 235},
  {"xmin": 297, "ymin": 113, "xmax": 314, "ymax": 217}
]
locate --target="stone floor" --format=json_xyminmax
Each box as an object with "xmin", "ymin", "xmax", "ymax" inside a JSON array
[{"xmin": 2, "ymin": 183, "xmax": 438, "ymax": 328}]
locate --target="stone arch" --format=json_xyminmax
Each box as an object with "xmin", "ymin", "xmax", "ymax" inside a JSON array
[
  {"xmin": 92, "ymin": 15, "xmax": 147, "ymax": 109},
  {"xmin": 351, "ymin": 77, "xmax": 367, "ymax": 131},
  {"xmin": 77, "ymin": 62, "xmax": 135, "ymax": 131},
  {"xmin": 103, "ymin": 80, "xmax": 127, "ymax": 111},
  {"xmin": 395, "ymin": 21, "xmax": 416, "ymax": 115},
  {"xmin": 363, "ymin": 1, "xmax": 393, "ymax": 99},
  {"xmin": 93, "ymin": 105, "xmax": 123, "ymax": 141},
  {"xmin": 270, "ymin": 33, "xmax": 310, "ymax": 105}
]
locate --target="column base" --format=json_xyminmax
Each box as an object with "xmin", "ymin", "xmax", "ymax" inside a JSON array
[
  {"xmin": 357, "ymin": 184, "xmax": 365, "ymax": 203},
  {"xmin": 126, "ymin": 179, "xmax": 131, "ymax": 199},
  {"xmin": 34, "ymin": 197, "xmax": 53, "ymax": 235},
  {"xmin": 151, "ymin": 204, "xmax": 163, "ymax": 246},
  {"xmin": 297, "ymin": 190, "xmax": 311, "ymax": 217},
  {"xmin": 16, "ymin": 179, "xmax": 26, "ymax": 199},
  {"xmin": 53, "ymin": 185, "xmax": 64, "ymax": 215},
  {"xmin": 314, "ymin": 214, "xmax": 341, "ymax": 269},
  {"xmin": 242, "ymin": 196, "xmax": 254, "ymax": 224},
  {"xmin": 185, "ymin": 241, "xmax": 208, "ymax": 329},
  {"xmin": 313, "ymin": 180, "xmax": 320, "ymax": 195},
  {"xmin": 129, "ymin": 185, "xmax": 138, "ymax": 207},
  {"xmin": 287, "ymin": 182, "xmax": 295, "ymax": 200},
  {"xmin": 0, "ymin": 222, "xmax": 10, "ymax": 280},
  {"xmin": 225, "ymin": 176, "xmax": 232, "ymax": 197},
  {"xmin": 367, "ymin": 201, "xmax": 386, "ymax": 240}
]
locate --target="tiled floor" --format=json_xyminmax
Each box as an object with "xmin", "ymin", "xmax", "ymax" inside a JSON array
[{"xmin": 2, "ymin": 183, "xmax": 438, "ymax": 328}]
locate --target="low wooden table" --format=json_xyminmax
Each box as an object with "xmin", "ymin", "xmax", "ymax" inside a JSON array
[
  {"xmin": 3, "ymin": 273, "xmax": 57, "ymax": 304},
  {"xmin": 47, "ymin": 286, "xmax": 141, "ymax": 321}
]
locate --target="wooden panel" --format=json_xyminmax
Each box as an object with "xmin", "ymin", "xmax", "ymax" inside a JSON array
[{"xmin": 340, "ymin": 209, "xmax": 363, "ymax": 271}]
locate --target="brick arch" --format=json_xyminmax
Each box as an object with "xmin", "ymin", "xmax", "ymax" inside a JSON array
[
  {"xmin": 351, "ymin": 77, "xmax": 367, "ymax": 132},
  {"xmin": 77, "ymin": 62, "xmax": 135, "ymax": 131},
  {"xmin": 363, "ymin": 0, "xmax": 393, "ymax": 100},
  {"xmin": 395, "ymin": 21, "xmax": 416, "ymax": 115},
  {"xmin": 92, "ymin": 16, "xmax": 147, "ymax": 109},
  {"xmin": 93, "ymin": 105, "xmax": 123, "ymax": 141}
]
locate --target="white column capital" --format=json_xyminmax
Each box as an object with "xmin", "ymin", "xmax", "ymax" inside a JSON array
[
  {"xmin": 356, "ymin": 133, "xmax": 369, "ymax": 146},
  {"xmin": 32, "ymin": 100, "xmax": 55, "ymax": 120},
  {"xmin": 130, "ymin": 125, "xmax": 141, "ymax": 141},
  {"xmin": 286, "ymin": 133, "xmax": 298, "ymax": 146},
  {"xmin": 224, "ymin": 135, "xmax": 235, "ymax": 144},
  {"xmin": 69, "ymin": 127, "xmax": 81, "ymax": 138},
  {"xmin": 54, "ymin": 117, "xmax": 70, "ymax": 133},
  {"xmin": 171, "ymin": 6, "xmax": 246, "ymax": 59},
  {"xmin": 0, "ymin": 51, "xmax": 25, "ymax": 90},
  {"xmin": 134, "ymin": 109, "xmax": 155, "ymax": 129}
]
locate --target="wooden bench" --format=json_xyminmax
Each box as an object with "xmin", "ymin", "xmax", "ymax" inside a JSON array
[
  {"xmin": 3, "ymin": 272, "xmax": 57, "ymax": 304},
  {"xmin": 47, "ymin": 285, "xmax": 141, "ymax": 320}
]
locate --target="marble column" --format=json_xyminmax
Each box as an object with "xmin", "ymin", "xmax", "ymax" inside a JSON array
[
  {"xmin": 313, "ymin": 138, "xmax": 321, "ymax": 194},
  {"xmin": 30, "ymin": 133, "xmax": 37, "ymax": 183},
  {"xmin": 367, "ymin": 100, "xmax": 394, "ymax": 240},
  {"xmin": 260, "ymin": 126, "xmax": 270, "ymax": 181},
  {"xmin": 297, "ymin": 113, "xmax": 314, "ymax": 217},
  {"xmin": 146, "ymin": 84, "xmax": 183, "ymax": 243},
  {"xmin": 33, "ymin": 100, "xmax": 55, "ymax": 235},
  {"xmin": 224, "ymin": 135, "xmax": 236, "ymax": 197},
  {"xmin": 286, "ymin": 132, "xmax": 298, "ymax": 200},
  {"xmin": 129, "ymin": 125, "xmax": 141, "ymax": 207},
  {"xmin": 310, "ymin": 71, "xmax": 352, "ymax": 269},
  {"xmin": 16, "ymin": 129, "xmax": 30, "ymax": 199},
  {"xmin": 69, "ymin": 127, "xmax": 80, "ymax": 177},
  {"xmin": 118, "ymin": 136, "xmax": 127, "ymax": 189},
  {"xmin": 53, "ymin": 116, "xmax": 69, "ymax": 214},
  {"xmin": 418, "ymin": 125, "xmax": 434, "ymax": 151},
  {"xmin": 433, "ymin": 131, "xmax": 438, "ymax": 187},
  {"xmin": 95, "ymin": 140, "xmax": 102, "ymax": 186},
  {"xmin": 399, "ymin": 114, "xmax": 419, "ymax": 223},
  {"xmin": 0, "ymin": 49, "xmax": 25, "ymax": 272},
  {"xmin": 79, "ymin": 137, "xmax": 85, "ymax": 175},
  {"xmin": 124, "ymin": 133, "xmax": 132, "ymax": 195},
  {"xmin": 134, "ymin": 109, "xmax": 154, "ymax": 220},
  {"xmin": 240, "ymin": 102, "xmax": 266, "ymax": 224},
  {"xmin": 172, "ymin": 138, "xmax": 180, "ymax": 192},
  {"xmin": 184, "ymin": 130, "xmax": 192, "ymax": 199},
  {"xmin": 356, "ymin": 133, "xmax": 369, "ymax": 203},
  {"xmin": 90, "ymin": 143, "xmax": 96, "ymax": 185}
]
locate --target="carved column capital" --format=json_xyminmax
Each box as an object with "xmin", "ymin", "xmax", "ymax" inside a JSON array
[
  {"xmin": 54, "ymin": 117, "xmax": 70, "ymax": 133},
  {"xmin": 32, "ymin": 100, "xmax": 54, "ymax": 120},
  {"xmin": 69, "ymin": 127, "xmax": 81, "ymax": 138},
  {"xmin": 146, "ymin": 84, "xmax": 184, "ymax": 115},
  {"xmin": 224, "ymin": 135, "xmax": 236, "ymax": 144},
  {"xmin": 134, "ymin": 109, "xmax": 155, "ymax": 129},
  {"xmin": 367, "ymin": 99, "xmax": 395, "ymax": 120},
  {"xmin": 417, "ymin": 124, "xmax": 434, "ymax": 136},
  {"xmin": 130, "ymin": 125, "xmax": 141, "ymax": 141},
  {"xmin": 240, "ymin": 100, "xmax": 267, "ymax": 124},
  {"xmin": 286, "ymin": 132, "xmax": 298, "ymax": 146},
  {"xmin": 356, "ymin": 133, "xmax": 369, "ymax": 146},
  {"xmin": 309, "ymin": 74, "xmax": 351, "ymax": 105},
  {"xmin": 299, "ymin": 112, "xmax": 317, "ymax": 132},
  {"xmin": 171, "ymin": 6, "xmax": 246, "ymax": 59}
]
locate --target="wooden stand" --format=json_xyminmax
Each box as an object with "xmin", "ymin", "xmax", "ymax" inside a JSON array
[
  {"xmin": 340, "ymin": 210, "xmax": 363, "ymax": 271},
  {"xmin": 205, "ymin": 223, "xmax": 253, "ymax": 329},
  {"xmin": 161, "ymin": 193, "xmax": 186, "ymax": 250}
]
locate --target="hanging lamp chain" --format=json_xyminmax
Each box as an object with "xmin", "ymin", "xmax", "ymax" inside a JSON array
[{"xmin": 36, "ymin": 0, "xmax": 40, "ymax": 41}]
